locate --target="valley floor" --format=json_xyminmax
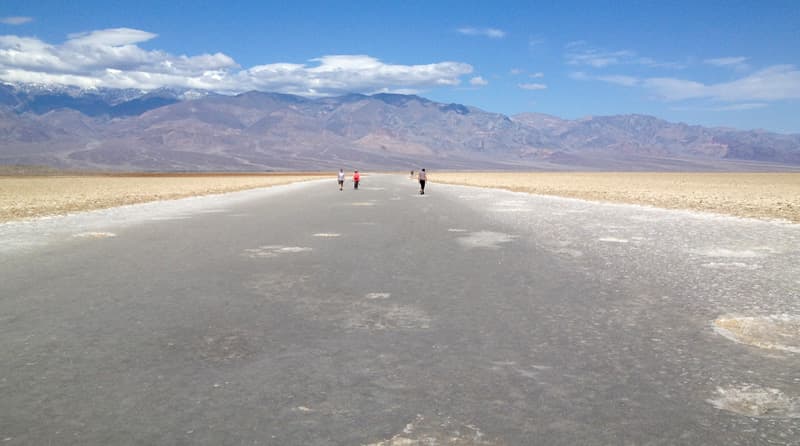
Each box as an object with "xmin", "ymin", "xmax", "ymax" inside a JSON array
[
  {"xmin": 0, "ymin": 172, "xmax": 328, "ymax": 223},
  {"xmin": 431, "ymin": 172, "xmax": 800, "ymax": 224},
  {"xmin": 2, "ymin": 171, "xmax": 799, "ymax": 224}
]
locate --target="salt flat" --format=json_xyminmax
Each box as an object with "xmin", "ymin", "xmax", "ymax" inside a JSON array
[{"xmin": 0, "ymin": 174, "xmax": 798, "ymax": 445}]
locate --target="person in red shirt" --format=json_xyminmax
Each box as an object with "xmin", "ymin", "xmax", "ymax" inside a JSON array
[{"xmin": 353, "ymin": 170, "xmax": 360, "ymax": 189}]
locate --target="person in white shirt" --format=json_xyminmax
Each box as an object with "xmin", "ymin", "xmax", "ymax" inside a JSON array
[
  {"xmin": 418, "ymin": 168, "xmax": 427, "ymax": 195},
  {"xmin": 337, "ymin": 169, "xmax": 345, "ymax": 191}
]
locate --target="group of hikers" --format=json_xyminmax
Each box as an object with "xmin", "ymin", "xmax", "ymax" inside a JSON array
[{"xmin": 337, "ymin": 168, "xmax": 426, "ymax": 194}]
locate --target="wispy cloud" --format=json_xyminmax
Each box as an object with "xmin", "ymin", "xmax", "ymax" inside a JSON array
[
  {"xmin": 509, "ymin": 68, "xmax": 523, "ymax": 75},
  {"xmin": 704, "ymin": 56, "xmax": 749, "ymax": 71},
  {"xmin": 0, "ymin": 28, "xmax": 474, "ymax": 95},
  {"xmin": 572, "ymin": 64, "xmax": 800, "ymax": 105},
  {"xmin": 528, "ymin": 37, "xmax": 545, "ymax": 47},
  {"xmin": 529, "ymin": 72, "xmax": 544, "ymax": 79},
  {"xmin": 644, "ymin": 65, "xmax": 800, "ymax": 101},
  {"xmin": 457, "ymin": 27, "xmax": 506, "ymax": 39},
  {"xmin": 0, "ymin": 16, "xmax": 33, "ymax": 25},
  {"xmin": 470, "ymin": 76, "xmax": 488, "ymax": 86},
  {"xmin": 565, "ymin": 42, "xmax": 684, "ymax": 69},
  {"xmin": 518, "ymin": 83, "xmax": 547, "ymax": 90},
  {"xmin": 595, "ymin": 74, "xmax": 639, "ymax": 86},
  {"xmin": 671, "ymin": 103, "xmax": 768, "ymax": 112}
]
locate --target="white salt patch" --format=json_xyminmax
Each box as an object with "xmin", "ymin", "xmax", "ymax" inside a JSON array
[
  {"xmin": 492, "ymin": 207, "xmax": 530, "ymax": 213},
  {"xmin": 73, "ymin": 232, "xmax": 116, "ymax": 239},
  {"xmin": 346, "ymin": 304, "xmax": 431, "ymax": 330},
  {"xmin": 555, "ymin": 248, "xmax": 584, "ymax": 258},
  {"xmin": 598, "ymin": 237, "xmax": 629, "ymax": 243},
  {"xmin": 496, "ymin": 200, "xmax": 527, "ymax": 207},
  {"xmin": 0, "ymin": 179, "xmax": 327, "ymax": 256},
  {"xmin": 147, "ymin": 216, "xmax": 192, "ymax": 221},
  {"xmin": 708, "ymin": 385, "xmax": 800, "ymax": 418},
  {"xmin": 447, "ymin": 228, "xmax": 468, "ymax": 232},
  {"xmin": 701, "ymin": 262, "xmax": 761, "ymax": 270},
  {"xmin": 457, "ymin": 231, "xmax": 515, "ymax": 249},
  {"xmin": 313, "ymin": 233, "xmax": 341, "ymax": 237},
  {"xmin": 693, "ymin": 248, "xmax": 769, "ymax": 258},
  {"xmin": 365, "ymin": 414, "xmax": 488, "ymax": 445},
  {"xmin": 351, "ymin": 202, "xmax": 375, "ymax": 206},
  {"xmin": 243, "ymin": 245, "xmax": 312, "ymax": 258},
  {"xmin": 365, "ymin": 292, "xmax": 391, "ymax": 300},
  {"xmin": 278, "ymin": 247, "xmax": 313, "ymax": 253}
]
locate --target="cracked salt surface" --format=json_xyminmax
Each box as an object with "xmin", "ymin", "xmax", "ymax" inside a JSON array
[
  {"xmin": 365, "ymin": 414, "xmax": 494, "ymax": 445},
  {"xmin": 708, "ymin": 385, "xmax": 800, "ymax": 418},
  {"xmin": 598, "ymin": 237, "xmax": 629, "ymax": 243},
  {"xmin": 72, "ymin": 231, "xmax": 116, "ymax": 239},
  {"xmin": 436, "ymin": 182, "xmax": 800, "ymax": 425},
  {"xmin": 0, "ymin": 179, "xmax": 325, "ymax": 255},
  {"xmin": 243, "ymin": 245, "xmax": 313, "ymax": 258},
  {"xmin": 457, "ymin": 231, "xmax": 515, "ymax": 249},
  {"xmin": 365, "ymin": 292, "xmax": 391, "ymax": 300}
]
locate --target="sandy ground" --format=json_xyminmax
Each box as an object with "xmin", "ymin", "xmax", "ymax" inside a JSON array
[
  {"xmin": 430, "ymin": 172, "xmax": 800, "ymax": 223},
  {"xmin": 3, "ymin": 172, "xmax": 799, "ymax": 224},
  {"xmin": 0, "ymin": 173, "xmax": 328, "ymax": 223}
]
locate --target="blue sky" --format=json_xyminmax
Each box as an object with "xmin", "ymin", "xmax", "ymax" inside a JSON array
[{"xmin": 1, "ymin": 0, "xmax": 799, "ymax": 133}]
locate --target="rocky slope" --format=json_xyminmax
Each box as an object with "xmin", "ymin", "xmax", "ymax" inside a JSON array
[{"xmin": 1, "ymin": 84, "xmax": 798, "ymax": 171}]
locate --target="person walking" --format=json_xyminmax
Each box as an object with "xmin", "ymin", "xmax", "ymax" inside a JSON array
[
  {"xmin": 353, "ymin": 170, "xmax": 360, "ymax": 189},
  {"xmin": 337, "ymin": 169, "xmax": 345, "ymax": 191},
  {"xmin": 418, "ymin": 168, "xmax": 427, "ymax": 195}
]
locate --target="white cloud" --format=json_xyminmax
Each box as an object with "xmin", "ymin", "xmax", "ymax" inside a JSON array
[
  {"xmin": 469, "ymin": 76, "xmax": 488, "ymax": 86},
  {"xmin": 0, "ymin": 28, "xmax": 474, "ymax": 95},
  {"xmin": 510, "ymin": 68, "xmax": 523, "ymax": 75},
  {"xmin": 571, "ymin": 72, "xmax": 638, "ymax": 86},
  {"xmin": 528, "ymin": 37, "xmax": 545, "ymax": 47},
  {"xmin": 595, "ymin": 74, "xmax": 639, "ymax": 86},
  {"xmin": 0, "ymin": 16, "xmax": 33, "ymax": 25},
  {"xmin": 704, "ymin": 56, "xmax": 749, "ymax": 71},
  {"xmin": 565, "ymin": 42, "xmax": 684, "ymax": 69},
  {"xmin": 671, "ymin": 103, "xmax": 768, "ymax": 112},
  {"xmin": 645, "ymin": 65, "xmax": 800, "ymax": 102},
  {"xmin": 572, "ymin": 64, "xmax": 800, "ymax": 105},
  {"xmin": 705, "ymin": 56, "xmax": 748, "ymax": 66},
  {"xmin": 518, "ymin": 83, "xmax": 547, "ymax": 90},
  {"xmin": 530, "ymin": 72, "xmax": 544, "ymax": 78},
  {"xmin": 457, "ymin": 27, "xmax": 506, "ymax": 39}
]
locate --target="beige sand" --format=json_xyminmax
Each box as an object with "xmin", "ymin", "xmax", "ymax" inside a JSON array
[
  {"xmin": 430, "ymin": 172, "xmax": 800, "ymax": 223},
  {"xmin": 3, "ymin": 172, "xmax": 799, "ymax": 224},
  {"xmin": 0, "ymin": 173, "xmax": 328, "ymax": 223}
]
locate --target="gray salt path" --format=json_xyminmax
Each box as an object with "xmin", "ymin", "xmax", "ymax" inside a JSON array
[{"xmin": 1, "ymin": 174, "xmax": 799, "ymax": 445}]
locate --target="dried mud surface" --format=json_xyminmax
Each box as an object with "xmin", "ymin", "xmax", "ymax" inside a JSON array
[
  {"xmin": 431, "ymin": 172, "xmax": 800, "ymax": 223},
  {"xmin": 0, "ymin": 173, "xmax": 327, "ymax": 223}
]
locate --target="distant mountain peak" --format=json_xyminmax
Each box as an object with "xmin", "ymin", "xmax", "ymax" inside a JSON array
[{"xmin": 1, "ymin": 83, "xmax": 798, "ymax": 171}]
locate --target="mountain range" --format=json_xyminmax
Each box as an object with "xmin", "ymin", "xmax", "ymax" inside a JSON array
[{"xmin": 1, "ymin": 83, "xmax": 799, "ymax": 171}]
